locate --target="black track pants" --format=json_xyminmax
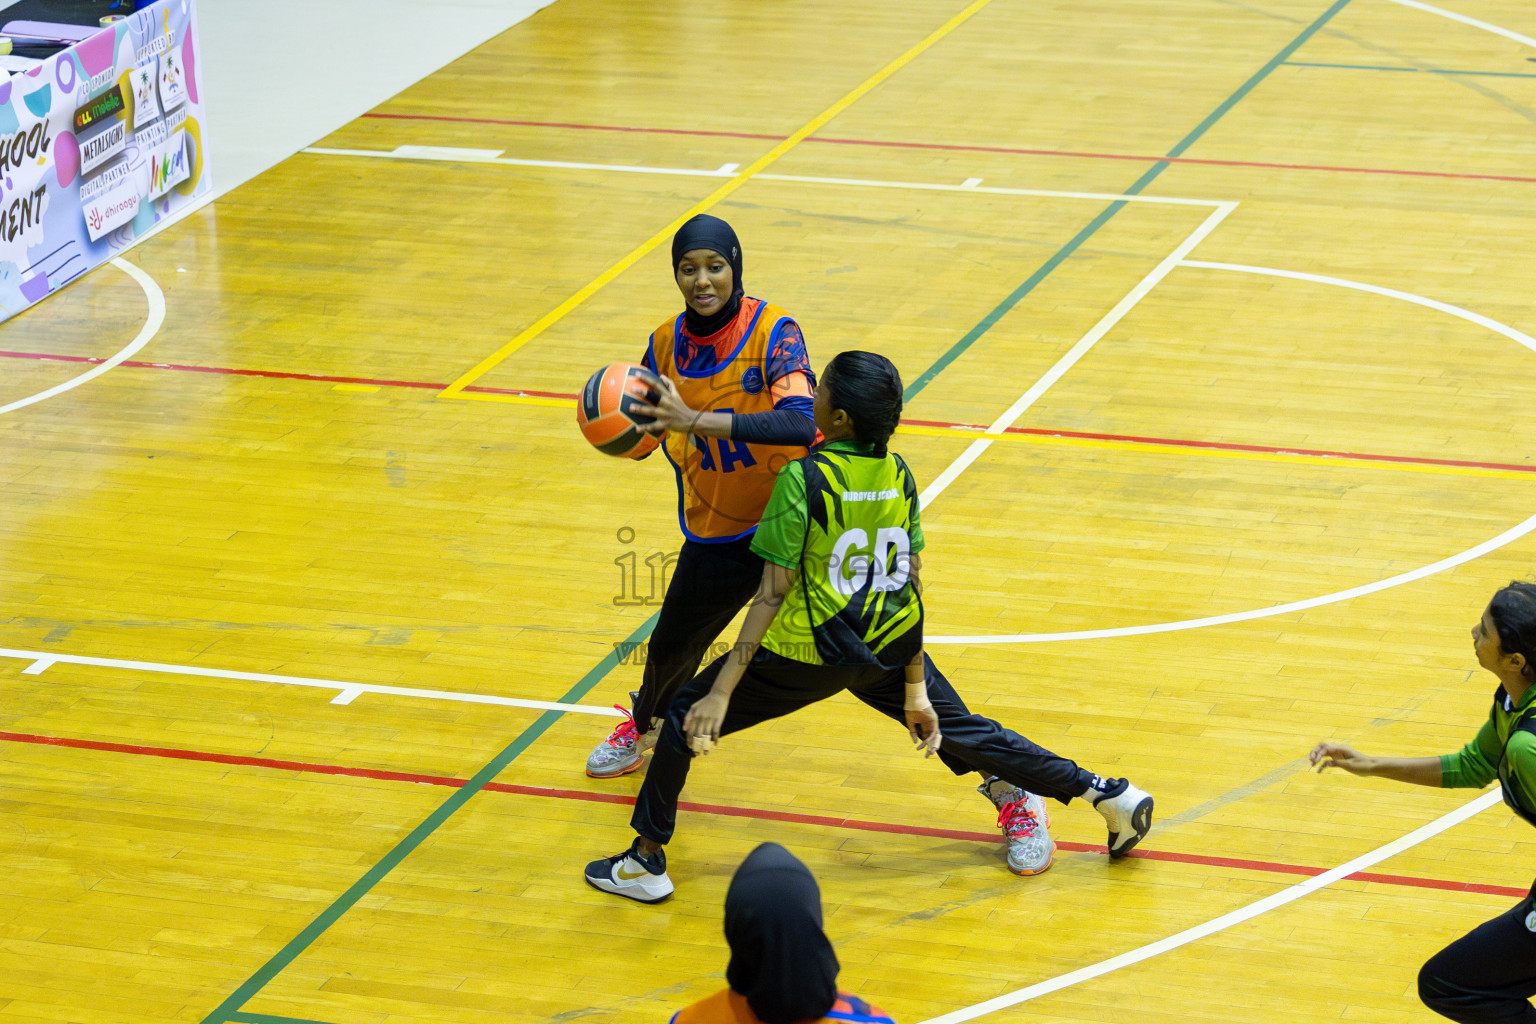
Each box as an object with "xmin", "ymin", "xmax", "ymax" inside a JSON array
[
  {"xmin": 631, "ymin": 649, "xmax": 1098, "ymax": 844},
  {"xmin": 1419, "ymin": 887, "xmax": 1536, "ymax": 1023},
  {"xmin": 630, "ymin": 536, "xmax": 763, "ymax": 733}
]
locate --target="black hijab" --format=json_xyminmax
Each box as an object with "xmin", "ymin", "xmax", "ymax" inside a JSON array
[
  {"xmin": 724, "ymin": 843, "xmax": 839, "ymax": 1024},
  {"xmin": 673, "ymin": 214, "xmax": 745, "ymax": 337}
]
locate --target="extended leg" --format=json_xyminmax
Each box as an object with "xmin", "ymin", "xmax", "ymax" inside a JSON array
[{"xmin": 1419, "ymin": 893, "xmax": 1536, "ymax": 1022}]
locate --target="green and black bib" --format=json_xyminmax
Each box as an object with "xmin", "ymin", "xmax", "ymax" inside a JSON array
[{"xmin": 760, "ymin": 445, "xmax": 923, "ymax": 669}]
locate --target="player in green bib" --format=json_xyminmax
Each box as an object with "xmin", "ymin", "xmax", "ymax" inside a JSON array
[
  {"xmin": 1311, "ymin": 582, "xmax": 1536, "ymax": 1023},
  {"xmin": 586, "ymin": 351, "xmax": 1155, "ymax": 903}
]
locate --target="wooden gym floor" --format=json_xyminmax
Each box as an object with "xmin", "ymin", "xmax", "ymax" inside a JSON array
[{"xmin": 4, "ymin": 0, "xmax": 1536, "ymax": 1021}]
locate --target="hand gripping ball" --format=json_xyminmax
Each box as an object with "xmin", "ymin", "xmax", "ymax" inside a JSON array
[{"xmin": 577, "ymin": 362, "xmax": 664, "ymax": 459}]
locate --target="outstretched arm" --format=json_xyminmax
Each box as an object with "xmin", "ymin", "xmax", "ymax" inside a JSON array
[
  {"xmin": 683, "ymin": 560, "xmax": 796, "ymax": 750},
  {"xmin": 1309, "ymin": 742, "xmax": 1443, "ymax": 787},
  {"xmin": 903, "ymin": 554, "xmax": 940, "ymax": 757}
]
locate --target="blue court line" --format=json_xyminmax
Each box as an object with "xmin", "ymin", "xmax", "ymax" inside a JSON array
[
  {"xmin": 1285, "ymin": 59, "xmax": 1536, "ymax": 78},
  {"xmin": 199, "ymin": 613, "xmax": 659, "ymax": 1024},
  {"xmin": 904, "ymin": 0, "xmax": 1356, "ymax": 402}
]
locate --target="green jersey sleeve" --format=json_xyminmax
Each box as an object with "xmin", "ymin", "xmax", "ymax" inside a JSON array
[
  {"xmin": 895, "ymin": 453, "xmax": 924, "ymax": 554},
  {"xmin": 1439, "ymin": 717, "xmax": 1500, "ymax": 789},
  {"xmin": 751, "ymin": 459, "xmax": 808, "ymax": 570},
  {"xmin": 1506, "ymin": 731, "xmax": 1536, "ymax": 811}
]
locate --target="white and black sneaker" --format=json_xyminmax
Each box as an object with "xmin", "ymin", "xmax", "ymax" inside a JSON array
[
  {"xmin": 1092, "ymin": 779, "xmax": 1153, "ymax": 859},
  {"xmin": 584, "ymin": 840, "xmax": 674, "ymax": 903}
]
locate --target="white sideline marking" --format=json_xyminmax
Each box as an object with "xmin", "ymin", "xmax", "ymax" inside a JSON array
[
  {"xmin": 0, "ymin": 647, "xmax": 625, "ymax": 717},
  {"xmin": 305, "ymin": 145, "xmax": 743, "ymax": 179},
  {"xmin": 928, "ymin": 262, "xmax": 1536, "ymax": 644},
  {"xmin": 301, "ymin": 146, "xmax": 1228, "ymax": 208},
  {"xmin": 0, "ymin": 259, "xmax": 165, "ymax": 417},
  {"xmin": 758, "ymin": 172, "xmax": 1224, "ymax": 207},
  {"xmin": 1384, "ymin": 0, "xmax": 1536, "ymax": 49},
  {"xmin": 392, "ymin": 145, "xmax": 506, "ymax": 162},
  {"xmin": 919, "ymin": 790, "xmax": 1503, "ymax": 1024}
]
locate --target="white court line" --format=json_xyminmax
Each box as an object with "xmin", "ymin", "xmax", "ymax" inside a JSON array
[
  {"xmin": 0, "ymin": 258, "xmax": 164, "ymax": 417},
  {"xmin": 0, "ymin": 646, "xmax": 625, "ymax": 717},
  {"xmin": 928, "ymin": 261, "xmax": 1536, "ymax": 644},
  {"xmin": 930, "ymin": 512, "xmax": 1536, "ymax": 643},
  {"xmin": 5, "ymin": 157, "xmax": 1235, "ymax": 709},
  {"xmin": 301, "ymin": 145, "xmax": 1228, "ymax": 208},
  {"xmin": 1383, "ymin": 0, "xmax": 1536, "ymax": 49},
  {"xmin": 1186, "ymin": 260, "xmax": 1536, "ymax": 354},
  {"xmin": 919, "ymin": 789, "xmax": 1503, "ymax": 1024},
  {"xmin": 916, "ymin": 201, "xmax": 1239, "ymax": 511}
]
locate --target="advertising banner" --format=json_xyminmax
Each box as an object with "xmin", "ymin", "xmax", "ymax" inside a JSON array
[{"xmin": 0, "ymin": 0, "xmax": 211, "ymax": 320}]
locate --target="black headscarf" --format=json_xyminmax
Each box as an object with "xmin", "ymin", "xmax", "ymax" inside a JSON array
[
  {"xmin": 673, "ymin": 214, "xmax": 745, "ymax": 337},
  {"xmin": 724, "ymin": 843, "xmax": 839, "ymax": 1024}
]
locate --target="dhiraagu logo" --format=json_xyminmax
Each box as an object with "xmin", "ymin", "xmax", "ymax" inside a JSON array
[{"xmin": 829, "ymin": 527, "xmax": 910, "ymax": 596}]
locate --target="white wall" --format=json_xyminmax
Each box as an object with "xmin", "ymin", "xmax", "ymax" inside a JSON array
[{"xmin": 195, "ymin": 0, "xmax": 556, "ymax": 194}]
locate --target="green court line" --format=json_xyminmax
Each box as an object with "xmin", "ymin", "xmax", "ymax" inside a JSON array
[
  {"xmin": 903, "ymin": 0, "xmax": 1355, "ymax": 403},
  {"xmin": 199, "ymin": 613, "xmax": 659, "ymax": 1024},
  {"xmin": 228, "ymin": 1012, "xmax": 342, "ymax": 1024},
  {"xmin": 1285, "ymin": 59, "xmax": 1536, "ymax": 78},
  {"xmin": 201, "ymin": 5, "xmax": 1365, "ymax": 1022}
]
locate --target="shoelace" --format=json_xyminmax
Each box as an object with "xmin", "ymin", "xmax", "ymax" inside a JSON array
[
  {"xmin": 996, "ymin": 797, "xmax": 1041, "ymax": 840},
  {"xmin": 605, "ymin": 705, "xmax": 638, "ymax": 746}
]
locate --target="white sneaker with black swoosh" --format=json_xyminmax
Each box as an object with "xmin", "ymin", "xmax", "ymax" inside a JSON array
[
  {"xmin": 1093, "ymin": 779, "xmax": 1154, "ymax": 859},
  {"xmin": 584, "ymin": 841, "xmax": 674, "ymax": 903}
]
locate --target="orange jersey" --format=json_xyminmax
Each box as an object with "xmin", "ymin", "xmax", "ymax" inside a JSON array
[
  {"xmin": 670, "ymin": 989, "xmax": 895, "ymax": 1024},
  {"xmin": 645, "ymin": 298, "xmax": 813, "ymax": 542}
]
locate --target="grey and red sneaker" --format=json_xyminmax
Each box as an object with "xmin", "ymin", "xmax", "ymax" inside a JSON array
[{"xmin": 979, "ymin": 778, "xmax": 1054, "ymax": 875}]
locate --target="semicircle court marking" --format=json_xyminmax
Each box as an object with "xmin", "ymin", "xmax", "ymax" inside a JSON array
[
  {"xmin": 927, "ymin": 261, "xmax": 1536, "ymax": 645},
  {"xmin": 0, "ymin": 257, "xmax": 166, "ymax": 417},
  {"xmin": 917, "ymin": 789, "xmax": 1503, "ymax": 1024},
  {"xmin": 1383, "ymin": 0, "xmax": 1536, "ymax": 50}
]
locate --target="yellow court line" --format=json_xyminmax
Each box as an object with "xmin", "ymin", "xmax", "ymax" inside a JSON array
[
  {"xmin": 465, "ymin": 393, "xmax": 574, "ymax": 409},
  {"xmin": 437, "ymin": 0, "xmax": 999, "ymax": 400},
  {"xmin": 896, "ymin": 424, "xmax": 1536, "ymax": 481}
]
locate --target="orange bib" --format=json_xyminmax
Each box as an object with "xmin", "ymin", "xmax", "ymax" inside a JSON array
[{"xmin": 647, "ymin": 298, "xmax": 810, "ymax": 542}]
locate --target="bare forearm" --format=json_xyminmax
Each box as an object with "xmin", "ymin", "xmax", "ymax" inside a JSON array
[
  {"xmin": 713, "ymin": 597, "xmax": 780, "ymax": 696},
  {"xmin": 710, "ymin": 565, "xmax": 792, "ymax": 697},
  {"xmin": 682, "ymin": 411, "xmax": 735, "ymax": 438},
  {"xmin": 1358, "ymin": 756, "xmax": 1443, "ymax": 786}
]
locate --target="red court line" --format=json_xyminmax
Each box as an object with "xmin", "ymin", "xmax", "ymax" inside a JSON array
[
  {"xmin": 0, "ymin": 350, "xmax": 560, "ymax": 399},
  {"xmin": 899, "ymin": 418, "xmax": 1536, "ymax": 475},
  {"xmin": 360, "ymin": 112, "xmax": 1536, "ymax": 185},
  {"xmin": 6, "ymin": 347, "xmax": 1530, "ymax": 474},
  {"xmin": 2, "ymin": 729, "xmax": 1523, "ymax": 899}
]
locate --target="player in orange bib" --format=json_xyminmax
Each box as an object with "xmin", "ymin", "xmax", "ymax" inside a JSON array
[
  {"xmin": 669, "ymin": 843, "xmax": 895, "ymax": 1024},
  {"xmin": 585, "ymin": 215, "xmax": 817, "ymax": 778}
]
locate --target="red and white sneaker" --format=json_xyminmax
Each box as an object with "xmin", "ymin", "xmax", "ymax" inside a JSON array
[
  {"xmin": 585, "ymin": 704, "xmax": 656, "ymax": 778},
  {"xmin": 979, "ymin": 778, "xmax": 1054, "ymax": 875}
]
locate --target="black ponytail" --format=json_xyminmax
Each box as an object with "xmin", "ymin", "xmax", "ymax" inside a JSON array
[
  {"xmin": 824, "ymin": 351, "xmax": 902, "ymax": 456},
  {"xmin": 1490, "ymin": 582, "xmax": 1536, "ymax": 682}
]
